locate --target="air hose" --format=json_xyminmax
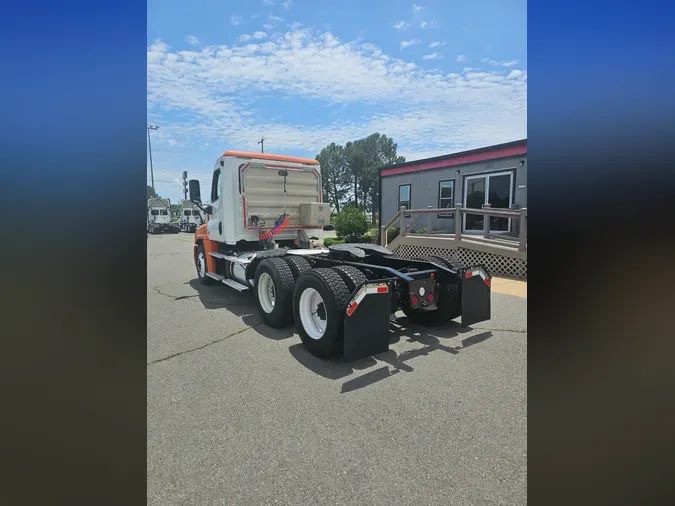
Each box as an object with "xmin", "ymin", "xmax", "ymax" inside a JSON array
[{"xmin": 259, "ymin": 213, "xmax": 290, "ymax": 240}]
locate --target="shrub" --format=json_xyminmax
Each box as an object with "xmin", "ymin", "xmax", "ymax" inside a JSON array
[
  {"xmin": 414, "ymin": 227, "xmax": 428, "ymax": 234},
  {"xmin": 345, "ymin": 235, "xmax": 373, "ymax": 244},
  {"xmin": 323, "ymin": 237, "xmax": 345, "ymax": 247},
  {"xmin": 387, "ymin": 227, "xmax": 400, "ymax": 243},
  {"xmin": 333, "ymin": 206, "xmax": 369, "ymax": 240}
]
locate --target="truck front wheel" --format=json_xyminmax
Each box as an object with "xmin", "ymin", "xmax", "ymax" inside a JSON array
[
  {"xmin": 196, "ymin": 244, "xmax": 217, "ymax": 285},
  {"xmin": 293, "ymin": 268, "xmax": 351, "ymax": 359}
]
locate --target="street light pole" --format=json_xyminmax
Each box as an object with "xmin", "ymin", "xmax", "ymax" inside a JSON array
[{"xmin": 147, "ymin": 125, "xmax": 159, "ymax": 190}]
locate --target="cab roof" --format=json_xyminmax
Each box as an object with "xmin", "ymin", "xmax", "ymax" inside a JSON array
[{"xmin": 221, "ymin": 150, "xmax": 319, "ymax": 166}]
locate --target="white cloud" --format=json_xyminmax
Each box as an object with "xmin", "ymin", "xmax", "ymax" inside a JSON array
[
  {"xmin": 393, "ymin": 21, "xmax": 409, "ymax": 30},
  {"xmin": 420, "ymin": 21, "xmax": 427, "ymax": 29},
  {"xmin": 413, "ymin": 4, "xmax": 423, "ymax": 13},
  {"xmin": 263, "ymin": 0, "xmax": 275, "ymax": 5},
  {"xmin": 147, "ymin": 30, "xmax": 526, "ymax": 161},
  {"xmin": 239, "ymin": 34, "xmax": 252, "ymax": 41},
  {"xmin": 428, "ymin": 41, "xmax": 445, "ymax": 48},
  {"xmin": 422, "ymin": 52, "xmax": 442, "ymax": 60},
  {"xmin": 269, "ymin": 14, "xmax": 283, "ymax": 23},
  {"xmin": 253, "ymin": 31, "xmax": 268, "ymax": 39},
  {"xmin": 456, "ymin": 54, "xmax": 466, "ymax": 62},
  {"xmin": 250, "ymin": 14, "xmax": 260, "ymax": 19},
  {"xmin": 482, "ymin": 58, "xmax": 520, "ymax": 67},
  {"xmin": 400, "ymin": 39, "xmax": 421, "ymax": 49},
  {"xmin": 263, "ymin": 23, "xmax": 274, "ymax": 30},
  {"xmin": 282, "ymin": 0, "xmax": 293, "ymax": 8},
  {"xmin": 420, "ymin": 18, "xmax": 438, "ymax": 29},
  {"xmin": 185, "ymin": 35, "xmax": 200, "ymax": 46},
  {"xmin": 231, "ymin": 15, "xmax": 243, "ymax": 26}
]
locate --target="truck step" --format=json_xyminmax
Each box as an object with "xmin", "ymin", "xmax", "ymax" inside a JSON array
[
  {"xmin": 221, "ymin": 279, "xmax": 249, "ymax": 292},
  {"xmin": 205, "ymin": 272, "xmax": 225, "ymax": 281},
  {"xmin": 209, "ymin": 252, "xmax": 254, "ymax": 264}
]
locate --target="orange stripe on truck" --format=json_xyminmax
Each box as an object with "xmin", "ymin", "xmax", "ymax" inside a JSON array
[{"xmin": 221, "ymin": 150, "xmax": 319, "ymax": 165}]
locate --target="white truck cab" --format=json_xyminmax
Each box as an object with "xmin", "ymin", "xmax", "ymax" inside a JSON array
[
  {"xmin": 178, "ymin": 199, "xmax": 204, "ymax": 233},
  {"xmin": 147, "ymin": 197, "xmax": 178, "ymax": 234},
  {"xmin": 199, "ymin": 150, "xmax": 329, "ymax": 249}
]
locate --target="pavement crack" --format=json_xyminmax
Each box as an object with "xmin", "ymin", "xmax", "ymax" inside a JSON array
[
  {"xmin": 472, "ymin": 327, "xmax": 527, "ymax": 333},
  {"xmin": 147, "ymin": 325, "xmax": 255, "ymax": 366}
]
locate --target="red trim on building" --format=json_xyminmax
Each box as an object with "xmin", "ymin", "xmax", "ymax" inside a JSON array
[{"xmin": 381, "ymin": 145, "xmax": 527, "ymax": 177}]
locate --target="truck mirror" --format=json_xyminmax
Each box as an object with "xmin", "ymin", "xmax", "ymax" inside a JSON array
[{"xmin": 188, "ymin": 179, "xmax": 201, "ymax": 203}]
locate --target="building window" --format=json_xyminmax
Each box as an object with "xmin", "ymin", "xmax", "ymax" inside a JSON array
[
  {"xmin": 398, "ymin": 184, "xmax": 411, "ymax": 216},
  {"xmin": 151, "ymin": 210, "xmax": 159, "ymax": 216},
  {"xmin": 160, "ymin": 210, "xmax": 168, "ymax": 216},
  {"xmin": 438, "ymin": 179, "xmax": 454, "ymax": 218}
]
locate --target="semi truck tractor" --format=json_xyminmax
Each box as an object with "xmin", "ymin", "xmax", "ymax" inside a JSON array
[
  {"xmin": 189, "ymin": 150, "xmax": 492, "ymax": 361},
  {"xmin": 178, "ymin": 199, "xmax": 204, "ymax": 233},
  {"xmin": 147, "ymin": 197, "xmax": 179, "ymax": 234}
]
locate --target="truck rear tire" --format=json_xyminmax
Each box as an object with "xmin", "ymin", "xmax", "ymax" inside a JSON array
[
  {"xmin": 293, "ymin": 268, "xmax": 351, "ymax": 359},
  {"xmin": 254, "ymin": 258, "xmax": 295, "ymax": 328},
  {"xmin": 402, "ymin": 255, "xmax": 461, "ymax": 325},
  {"xmin": 196, "ymin": 244, "xmax": 218, "ymax": 285},
  {"xmin": 283, "ymin": 255, "xmax": 311, "ymax": 280},
  {"xmin": 331, "ymin": 265, "xmax": 367, "ymax": 293}
]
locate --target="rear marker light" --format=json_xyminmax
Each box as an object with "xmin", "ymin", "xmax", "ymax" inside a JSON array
[
  {"xmin": 465, "ymin": 271, "xmax": 473, "ymax": 279},
  {"xmin": 427, "ymin": 293, "xmax": 434, "ymax": 303},
  {"xmin": 377, "ymin": 286, "xmax": 389, "ymax": 293},
  {"xmin": 484, "ymin": 278, "xmax": 491, "ymax": 287},
  {"xmin": 411, "ymin": 295, "xmax": 419, "ymax": 306}
]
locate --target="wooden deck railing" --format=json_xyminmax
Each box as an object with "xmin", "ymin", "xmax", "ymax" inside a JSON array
[{"xmin": 380, "ymin": 204, "xmax": 528, "ymax": 252}]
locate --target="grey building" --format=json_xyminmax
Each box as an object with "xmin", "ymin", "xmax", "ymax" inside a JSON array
[{"xmin": 379, "ymin": 139, "xmax": 527, "ymax": 235}]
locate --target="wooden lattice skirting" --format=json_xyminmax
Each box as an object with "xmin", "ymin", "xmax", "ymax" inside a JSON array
[{"xmin": 393, "ymin": 244, "xmax": 527, "ymax": 280}]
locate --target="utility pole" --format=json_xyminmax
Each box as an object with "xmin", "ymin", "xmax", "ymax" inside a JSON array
[
  {"xmin": 147, "ymin": 125, "xmax": 159, "ymax": 190},
  {"xmin": 182, "ymin": 171, "xmax": 188, "ymax": 201},
  {"xmin": 258, "ymin": 137, "xmax": 265, "ymax": 153}
]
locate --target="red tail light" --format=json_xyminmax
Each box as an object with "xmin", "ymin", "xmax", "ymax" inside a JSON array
[
  {"xmin": 410, "ymin": 295, "xmax": 419, "ymax": 306},
  {"xmin": 427, "ymin": 293, "xmax": 434, "ymax": 303}
]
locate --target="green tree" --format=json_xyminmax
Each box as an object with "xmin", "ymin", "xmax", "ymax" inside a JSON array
[
  {"xmin": 316, "ymin": 133, "xmax": 405, "ymax": 223},
  {"xmin": 147, "ymin": 185, "xmax": 158, "ymax": 199},
  {"xmin": 316, "ymin": 143, "xmax": 349, "ymax": 214},
  {"xmin": 344, "ymin": 139, "xmax": 367, "ymax": 208},
  {"xmin": 344, "ymin": 133, "xmax": 406, "ymax": 225}
]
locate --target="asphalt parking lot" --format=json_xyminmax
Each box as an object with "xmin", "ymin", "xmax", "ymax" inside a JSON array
[{"xmin": 147, "ymin": 233, "xmax": 527, "ymax": 505}]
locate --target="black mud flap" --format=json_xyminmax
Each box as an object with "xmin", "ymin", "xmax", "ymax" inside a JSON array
[
  {"xmin": 343, "ymin": 282, "xmax": 391, "ymax": 361},
  {"xmin": 461, "ymin": 267, "xmax": 492, "ymax": 327}
]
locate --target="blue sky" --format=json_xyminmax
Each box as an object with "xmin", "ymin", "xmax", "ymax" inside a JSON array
[{"xmin": 148, "ymin": 0, "xmax": 527, "ymax": 202}]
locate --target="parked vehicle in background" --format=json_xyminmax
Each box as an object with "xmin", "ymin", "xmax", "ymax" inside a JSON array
[
  {"xmin": 148, "ymin": 197, "xmax": 179, "ymax": 234},
  {"xmin": 178, "ymin": 199, "xmax": 204, "ymax": 233},
  {"xmin": 187, "ymin": 150, "xmax": 492, "ymax": 361}
]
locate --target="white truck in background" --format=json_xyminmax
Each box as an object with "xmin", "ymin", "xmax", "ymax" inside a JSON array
[
  {"xmin": 178, "ymin": 199, "xmax": 204, "ymax": 233},
  {"xmin": 147, "ymin": 197, "xmax": 179, "ymax": 234}
]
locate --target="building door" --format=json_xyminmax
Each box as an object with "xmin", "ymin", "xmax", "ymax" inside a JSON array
[{"xmin": 463, "ymin": 171, "xmax": 514, "ymax": 233}]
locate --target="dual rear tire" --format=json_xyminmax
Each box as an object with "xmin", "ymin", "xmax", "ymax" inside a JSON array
[{"xmin": 253, "ymin": 257, "xmax": 367, "ymax": 359}]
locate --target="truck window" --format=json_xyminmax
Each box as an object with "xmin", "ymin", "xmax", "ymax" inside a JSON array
[
  {"xmin": 160, "ymin": 210, "xmax": 168, "ymax": 215},
  {"xmin": 211, "ymin": 168, "xmax": 221, "ymax": 202},
  {"xmin": 184, "ymin": 210, "xmax": 191, "ymax": 216},
  {"xmin": 151, "ymin": 210, "xmax": 159, "ymax": 216},
  {"xmin": 192, "ymin": 210, "xmax": 200, "ymax": 216}
]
